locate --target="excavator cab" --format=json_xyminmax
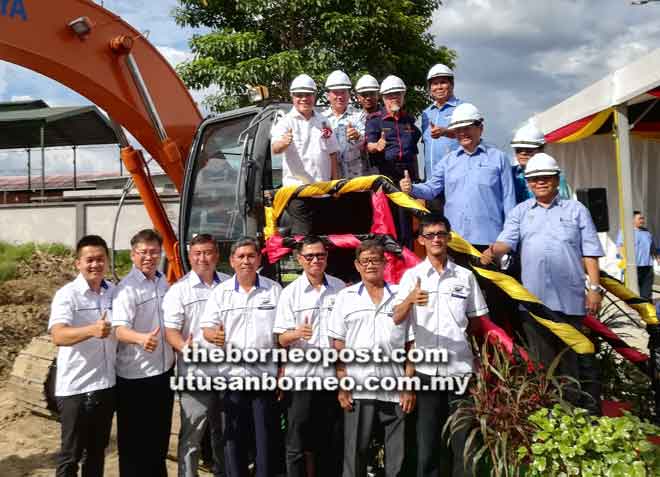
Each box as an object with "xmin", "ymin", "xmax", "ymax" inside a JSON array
[{"xmin": 179, "ymin": 103, "xmax": 289, "ymax": 275}]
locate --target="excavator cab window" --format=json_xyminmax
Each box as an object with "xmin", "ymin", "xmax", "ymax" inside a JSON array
[{"xmin": 180, "ymin": 111, "xmax": 258, "ymax": 273}]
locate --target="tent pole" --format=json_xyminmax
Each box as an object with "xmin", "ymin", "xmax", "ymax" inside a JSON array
[
  {"xmin": 614, "ymin": 104, "xmax": 639, "ymax": 295},
  {"xmin": 27, "ymin": 148, "xmax": 31, "ymax": 191},
  {"xmin": 40, "ymin": 122, "xmax": 45, "ymax": 199},
  {"xmin": 73, "ymin": 146, "xmax": 77, "ymax": 190}
]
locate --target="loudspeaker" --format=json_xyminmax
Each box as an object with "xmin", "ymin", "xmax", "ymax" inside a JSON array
[{"xmin": 576, "ymin": 188, "xmax": 609, "ymax": 232}]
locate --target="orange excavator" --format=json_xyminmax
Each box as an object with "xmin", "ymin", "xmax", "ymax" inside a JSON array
[{"xmin": 1, "ymin": 0, "xmax": 290, "ymax": 280}]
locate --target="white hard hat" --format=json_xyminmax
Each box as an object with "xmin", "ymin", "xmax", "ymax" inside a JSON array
[
  {"xmin": 447, "ymin": 103, "xmax": 483, "ymax": 130},
  {"xmin": 511, "ymin": 123, "xmax": 546, "ymax": 149},
  {"xmin": 427, "ymin": 63, "xmax": 454, "ymax": 81},
  {"xmin": 355, "ymin": 74, "xmax": 380, "ymax": 93},
  {"xmin": 290, "ymin": 74, "xmax": 317, "ymax": 94},
  {"xmin": 380, "ymin": 75, "xmax": 406, "ymax": 95},
  {"xmin": 524, "ymin": 153, "xmax": 561, "ymax": 178},
  {"xmin": 325, "ymin": 70, "xmax": 352, "ymax": 90}
]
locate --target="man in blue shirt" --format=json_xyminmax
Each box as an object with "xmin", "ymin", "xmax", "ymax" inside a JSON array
[
  {"xmin": 400, "ymin": 102, "xmax": 516, "ymax": 248},
  {"xmin": 616, "ymin": 211, "xmax": 659, "ymax": 300},
  {"xmin": 421, "ymin": 64, "xmax": 462, "ymax": 181},
  {"xmin": 510, "ymin": 123, "xmax": 571, "ymax": 203},
  {"xmin": 481, "ymin": 153, "xmax": 605, "ymax": 414}
]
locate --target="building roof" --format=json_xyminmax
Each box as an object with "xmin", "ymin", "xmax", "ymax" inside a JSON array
[
  {"xmin": 0, "ymin": 100, "xmax": 119, "ymax": 149},
  {"xmin": 0, "ymin": 173, "xmax": 120, "ymax": 191}
]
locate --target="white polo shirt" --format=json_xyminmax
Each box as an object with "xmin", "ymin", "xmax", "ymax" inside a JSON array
[
  {"xmin": 273, "ymin": 273, "xmax": 345, "ymax": 378},
  {"xmin": 328, "ymin": 282, "xmax": 413, "ymax": 403},
  {"xmin": 394, "ymin": 258, "xmax": 488, "ymax": 377},
  {"xmin": 112, "ymin": 266, "xmax": 174, "ymax": 379},
  {"xmin": 162, "ymin": 271, "xmax": 230, "ymax": 378},
  {"xmin": 48, "ymin": 274, "xmax": 116, "ymax": 397},
  {"xmin": 200, "ymin": 274, "xmax": 281, "ymax": 378},
  {"xmin": 271, "ymin": 107, "xmax": 340, "ymax": 186}
]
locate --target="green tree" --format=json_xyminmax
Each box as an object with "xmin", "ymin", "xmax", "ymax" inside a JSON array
[{"xmin": 174, "ymin": 0, "xmax": 455, "ymax": 115}]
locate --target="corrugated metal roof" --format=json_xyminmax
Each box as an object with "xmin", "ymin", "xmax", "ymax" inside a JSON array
[
  {"xmin": 0, "ymin": 173, "xmax": 120, "ymax": 191},
  {"xmin": 0, "ymin": 101, "xmax": 119, "ymax": 149}
]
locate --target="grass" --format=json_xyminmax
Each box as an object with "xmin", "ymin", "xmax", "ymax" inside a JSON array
[{"xmin": 0, "ymin": 241, "xmax": 75, "ymax": 282}]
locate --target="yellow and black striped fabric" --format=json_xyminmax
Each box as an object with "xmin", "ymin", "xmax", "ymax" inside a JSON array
[
  {"xmin": 599, "ymin": 272, "xmax": 659, "ymax": 325},
  {"xmin": 264, "ymin": 175, "xmax": 428, "ymax": 239},
  {"xmin": 447, "ymin": 231, "xmax": 597, "ymax": 354}
]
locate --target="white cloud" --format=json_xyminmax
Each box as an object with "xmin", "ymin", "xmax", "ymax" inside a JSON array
[
  {"xmin": 431, "ymin": 0, "xmax": 660, "ymax": 148},
  {"xmin": 0, "ymin": 62, "xmax": 8, "ymax": 97},
  {"xmin": 156, "ymin": 45, "xmax": 193, "ymax": 67},
  {"xmin": 10, "ymin": 95, "xmax": 34, "ymax": 102}
]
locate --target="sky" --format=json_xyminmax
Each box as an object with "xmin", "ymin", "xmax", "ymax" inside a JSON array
[{"xmin": 2, "ymin": 0, "xmax": 660, "ymax": 176}]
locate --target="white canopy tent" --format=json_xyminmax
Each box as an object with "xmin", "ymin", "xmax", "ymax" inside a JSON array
[{"xmin": 529, "ymin": 48, "xmax": 660, "ymax": 294}]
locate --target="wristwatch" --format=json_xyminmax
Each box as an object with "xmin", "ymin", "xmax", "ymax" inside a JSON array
[{"xmin": 588, "ymin": 283, "xmax": 605, "ymax": 294}]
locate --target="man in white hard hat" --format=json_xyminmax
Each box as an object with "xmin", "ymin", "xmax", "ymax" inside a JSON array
[
  {"xmin": 355, "ymin": 74, "xmax": 381, "ymax": 117},
  {"xmin": 271, "ymin": 74, "xmax": 340, "ymax": 233},
  {"xmin": 481, "ymin": 153, "xmax": 604, "ymax": 415},
  {"xmin": 366, "ymin": 75, "xmax": 422, "ymax": 246},
  {"xmin": 510, "ymin": 122, "xmax": 570, "ymax": 203},
  {"xmin": 354, "ymin": 74, "xmax": 381, "ymax": 175},
  {"xmin": 421, "ymin": 64, "xmax": 463, "ymax": 181},
  {"xmin": 400, "ymin": 103, "xmax": 515, "ymax": 248},
  {"xmin": 322, "ymin": 70, "xmax": 367, "ymax": 178}
]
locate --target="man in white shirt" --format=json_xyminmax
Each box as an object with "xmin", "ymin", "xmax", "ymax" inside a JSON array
[
  {"xmin": 271, "ymin": 73, "xmax": 340, "ymax": 234},
  {"xmin": 49, "ymin": 235, "xmax": 116, "ymax": 477},
  {"xmin": 273, "ymin": 235, "xmax": 345, "ymax": 477},
  {"xmin": 394, "ymin": 214, "xmax": 488, "ymax": 477},
  {"xmin": 163, "ymin": 234, "xmax": 230, "ymax": 477},
  {"xmin": 201, "ymin": 237, "xmax": 282, "ymax": 477},
  {"xmin": 328, "ymin": 240, "xmax": 415, "ymax": 477},
  {"xmin": 112, "ymin": 229, "xmax": 174, "ymax": 477}
]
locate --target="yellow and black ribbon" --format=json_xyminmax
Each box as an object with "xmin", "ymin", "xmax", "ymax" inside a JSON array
[
  {"xmin": 448, "ymin": 232, "xmax": 596, "ymax": 354},
  {"xmin": 265, "ymin": 175, "xmax": 428, "ymax": 238}
]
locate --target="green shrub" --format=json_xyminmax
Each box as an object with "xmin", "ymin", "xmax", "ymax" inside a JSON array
[
  {"xmin": 112, "ymin": 250, "xmax": 133, "ymax": 279},
  {"xmin": 519, "ymin": 404, "xmax": 660, "ymax": 476},
  {"xmin": 0, "ymin": 260, "xmax": 17, "ymax": 281}
]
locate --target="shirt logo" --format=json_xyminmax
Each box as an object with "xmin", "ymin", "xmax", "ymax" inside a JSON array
[
  {"xmin": 258, "ymin": 297, "xmax": 275, "ymax": 310},
  {"xmin": 451, "ymin": 285, "xmax": 468, "ymax": 299}
]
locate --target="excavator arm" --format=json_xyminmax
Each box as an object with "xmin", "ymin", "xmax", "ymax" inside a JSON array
[{"xmin": 1, "ymin": 0, "xmax": 203, "ymax": 279}]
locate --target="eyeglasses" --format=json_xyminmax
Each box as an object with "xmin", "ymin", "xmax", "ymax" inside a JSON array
[
  {"xmin": 421, "ymin": 231, "xmax": 450, "ymax": 240},
  {"xmin": 515, "ymin": 148, "xmax": 537, "ymax": 155},
  {"xmin": 133, "ymin": 249, "xmax": 161, "ymax": 258},
  {"xmin": 300, "ymin": 252, "xmax": 328, "ymax": 262},
  {"xmin": 292, "ymin": 92, "xmax": 314, "ymax": 98},
  {"xmin": 357, "ymin": 257, "xmax": 385, "ymax": 266}
]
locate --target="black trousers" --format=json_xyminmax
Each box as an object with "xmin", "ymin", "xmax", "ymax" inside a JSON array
[
  {"xmin": 55, "ymin": 386, "xmax": 116, "ymax": 477},
  {"xmin": 379, "ymin": 160, "xmax": 418, "ymax": 250},
  {"xmin": 520, "ymin": 311, "xmax": 601, "ymax": 414},
  {"xmin": 638, "ymin": 265, "xmax": 654, "ymax": 300},
  {"xmin": 116, "ymin": 368, "xmax": 175, "ymax": 477},
  {"xmin": 415, "ymin": 374, "xmax": 472, "ymax": 477},
  {"xmin": 343, "ymin": 399, "xmax": 406, "ymax": 477},
  {"xmin": 222, "ymin": 390, "xmax": 278, "ymax": 477},
  {"xmin": 285, "ymin": 391, "xmax": 342, "ymax": 477}
]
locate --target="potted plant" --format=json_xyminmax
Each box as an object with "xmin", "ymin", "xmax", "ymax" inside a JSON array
[{"xmin": 444, "ymin": 340, "xmax": 572, "ymax": 477}]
